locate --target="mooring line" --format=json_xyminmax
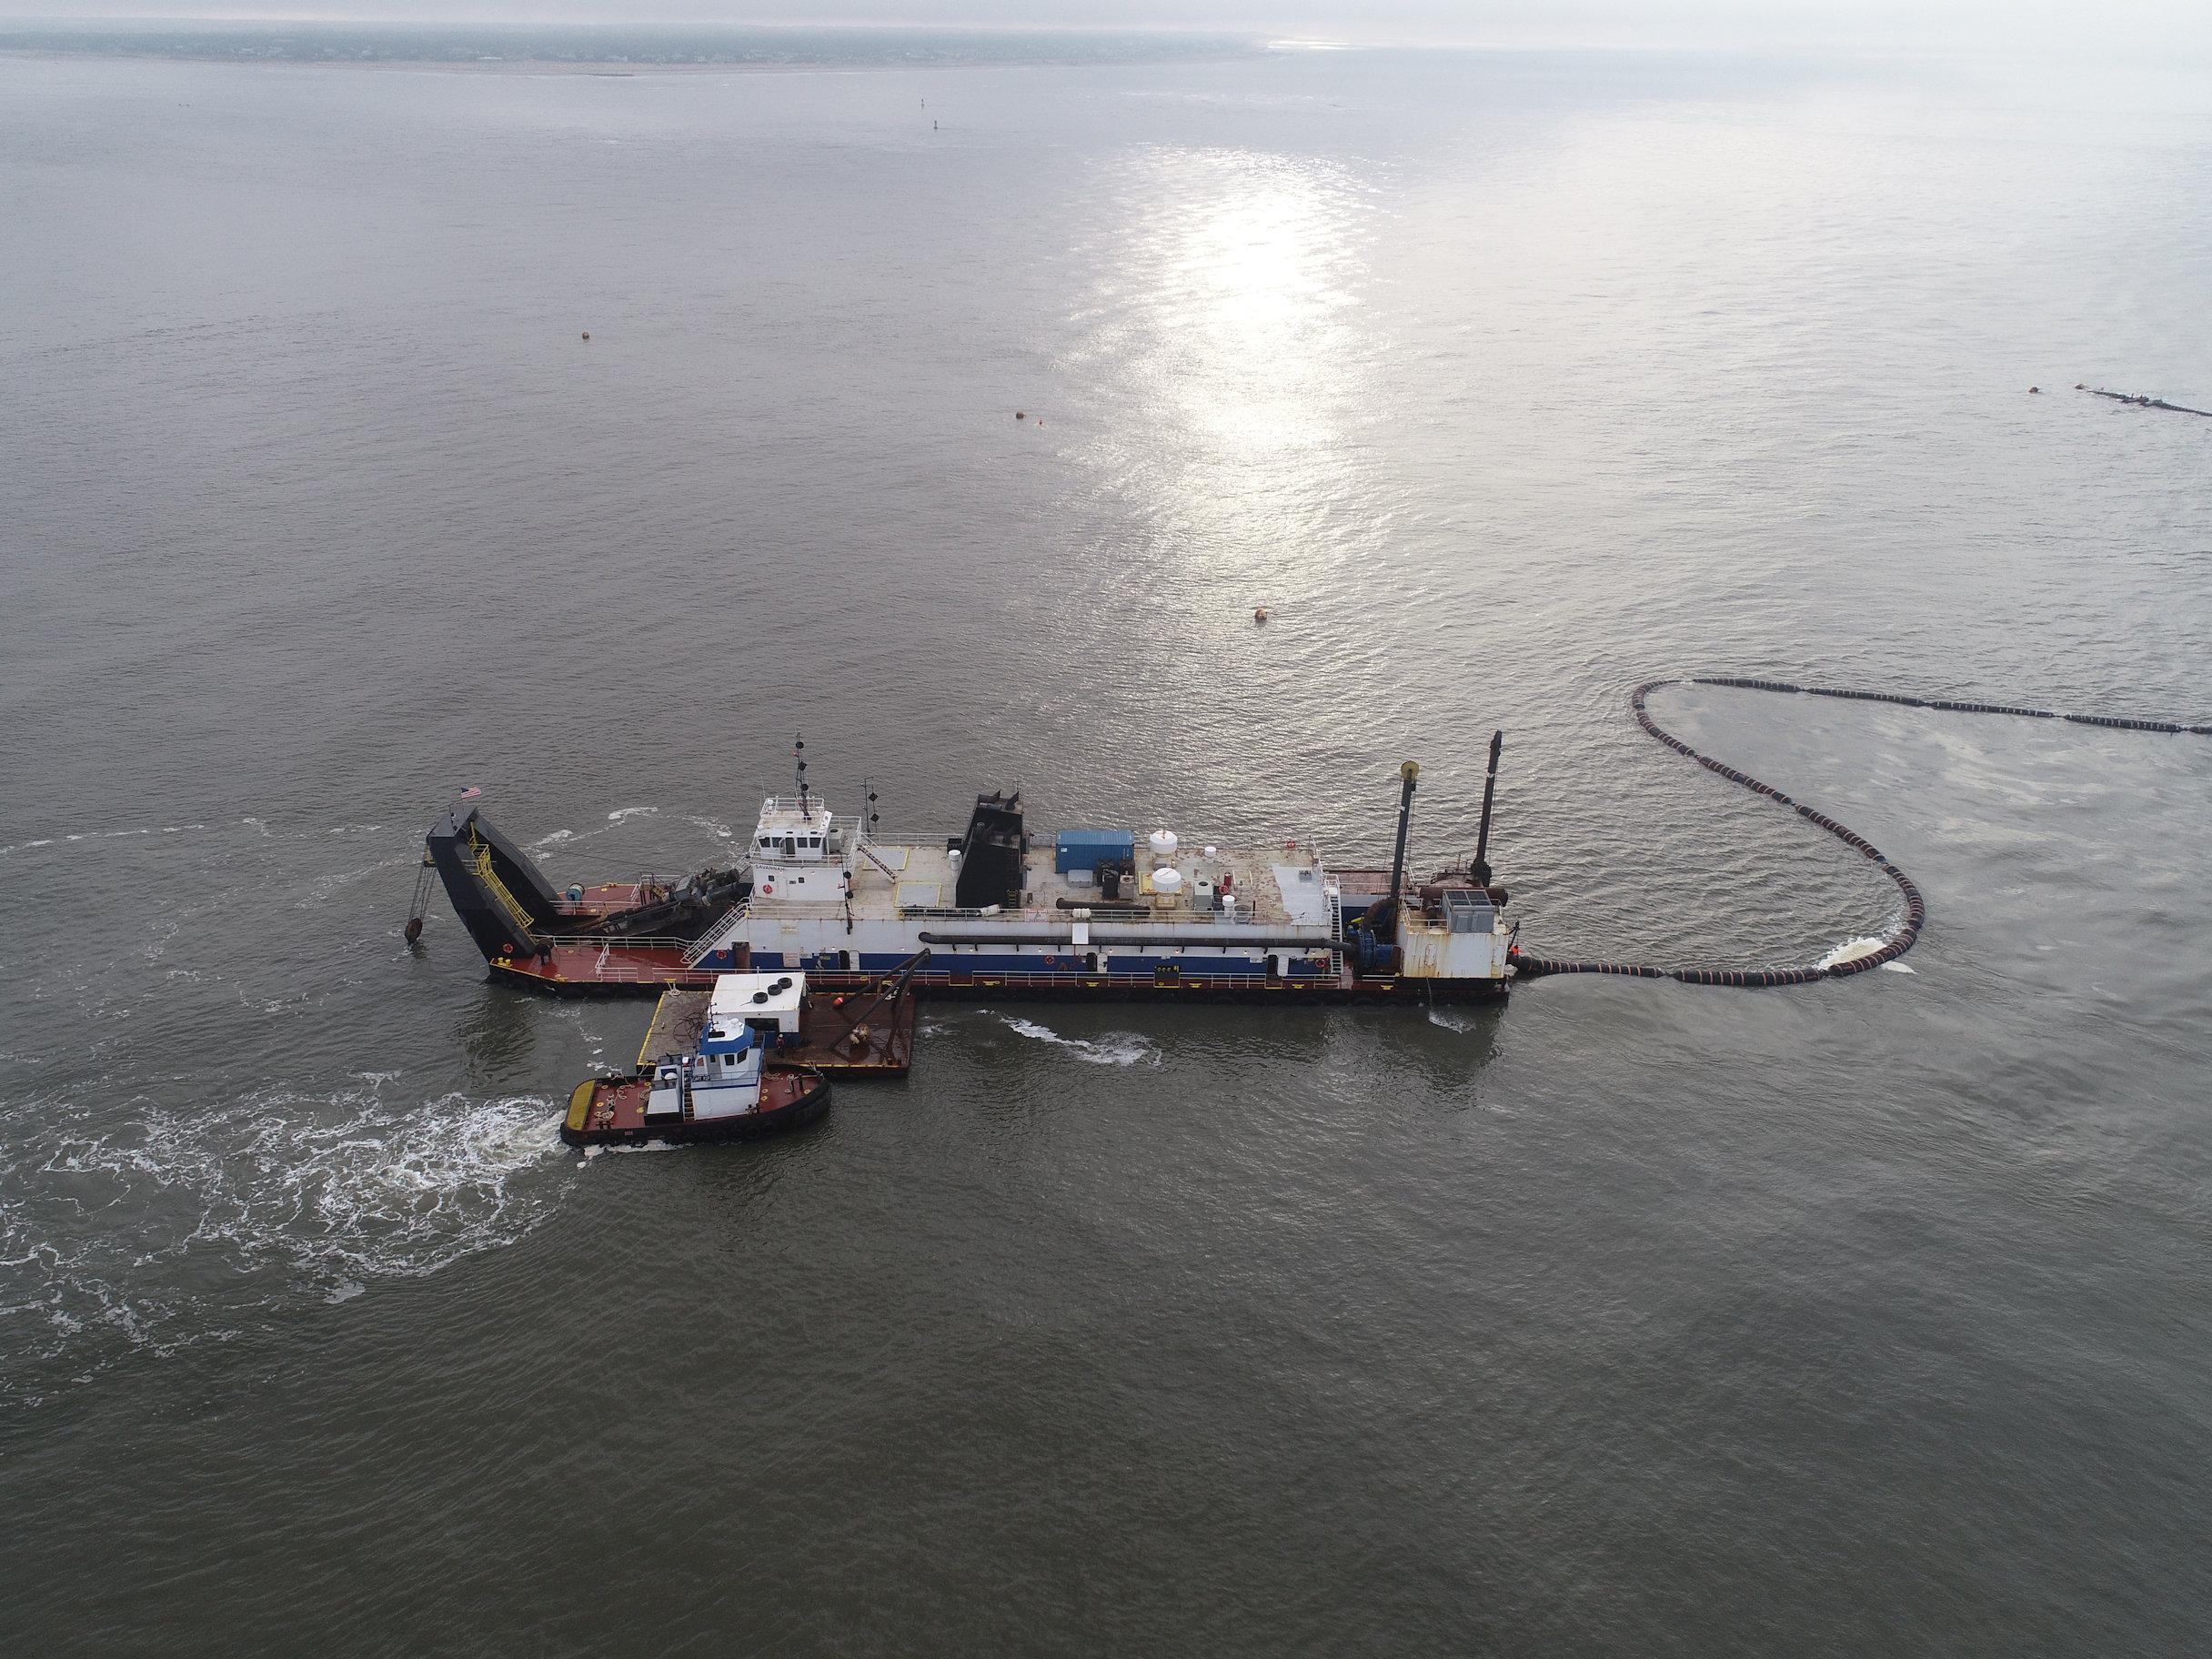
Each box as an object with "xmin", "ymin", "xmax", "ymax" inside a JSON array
[{"xmin": 1509, "ymin": 677, "xmax": 2211, "ymax": 990}]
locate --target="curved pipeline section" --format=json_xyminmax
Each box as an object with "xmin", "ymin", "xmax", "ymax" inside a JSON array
[{"xmin": 1512, "ymin": 677, "xmax": 2208, "ymax": 990}]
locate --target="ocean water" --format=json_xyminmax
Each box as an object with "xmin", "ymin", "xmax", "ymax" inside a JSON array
[{"xmin": 3, "ymin": 35, "xmax": 2210, "ymax": 1654}]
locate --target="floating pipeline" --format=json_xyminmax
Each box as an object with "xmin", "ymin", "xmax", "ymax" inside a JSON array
[
  {"xmin": 2085, "ymin": 387, "xmax": 2212, "ymax": 419},
  {"xmin": 1510, "ymin": 677, "xmax": 2204, "ymax": 990}
]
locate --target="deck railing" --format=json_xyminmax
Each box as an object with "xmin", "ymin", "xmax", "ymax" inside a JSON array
[{"xmin": 469, "ymin": 837, "xmax": 539, "ymax": 938}]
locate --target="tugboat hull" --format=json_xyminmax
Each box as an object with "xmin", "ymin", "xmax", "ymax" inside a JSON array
[{"xmin": 560, "ymin": 1067, "xmax": 830, "ymax": 1148}]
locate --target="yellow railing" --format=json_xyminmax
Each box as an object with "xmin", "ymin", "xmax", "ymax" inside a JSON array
[{"xmin": 469, "ymin": 834, "xmax": 538, "ymax": 938}]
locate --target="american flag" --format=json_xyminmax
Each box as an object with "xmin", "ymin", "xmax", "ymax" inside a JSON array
[{"xmin": 457, "ymin": 786, "xmax": 482, "ymax": 800}]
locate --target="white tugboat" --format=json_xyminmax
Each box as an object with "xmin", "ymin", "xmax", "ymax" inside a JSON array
[{"xmin": 562, "ymin": 971, "xmax": 829, "ymax": 1146}]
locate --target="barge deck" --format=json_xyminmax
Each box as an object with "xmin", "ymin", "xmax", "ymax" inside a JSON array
[{"xmin": 636, "ymin": 983, "xmax": 920, "ymax": 1077}]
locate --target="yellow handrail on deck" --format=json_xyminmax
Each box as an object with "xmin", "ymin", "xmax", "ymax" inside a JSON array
[{"xmin": 469, "ymin": 833, "xmax": 538, "ymax": 938}]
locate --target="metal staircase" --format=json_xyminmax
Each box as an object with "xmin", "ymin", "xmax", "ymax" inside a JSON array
[
  {"xmin": 469, "ymin": 835, "xmax": 538, "ymax": 939},
  {"xmin": 681, "ymin": 906, "xmax": 750, "ymax": 969}
]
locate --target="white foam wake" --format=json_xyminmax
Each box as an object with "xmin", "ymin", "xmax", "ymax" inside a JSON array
[
  {"xmin": 998, "ymin": 1015, "xmax": 1161, "ymax": 1067},
  {"xmin": 1, "ymin": 1084, "xmax": 567, "ymax": 1383},
  {"xmin": 1818, "ymin": 936, "xmax": 1890, "ymax": 970}
]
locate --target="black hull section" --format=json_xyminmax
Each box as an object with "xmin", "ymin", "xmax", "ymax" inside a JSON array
[
  {"xmin": 426, "ymin": 804, "xmax": 566, "ymax": 961},
  {"xmin": 425, "ymin": 804, "xmax": 748, "ymax": 964},
  {"xmin": 498, "ymin": 958, "xmax": 1510, "ymax": 1006}
]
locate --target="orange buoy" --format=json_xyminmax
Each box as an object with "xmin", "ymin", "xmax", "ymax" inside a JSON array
[{"xmin": 582, "ymin": 332, "xmax": 590, "ymax": 340}]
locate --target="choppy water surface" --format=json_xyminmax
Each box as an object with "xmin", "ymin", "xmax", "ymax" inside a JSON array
[{"xmin": 3, "ymin": 38, "xmax": 2209, "ymax": 1654}]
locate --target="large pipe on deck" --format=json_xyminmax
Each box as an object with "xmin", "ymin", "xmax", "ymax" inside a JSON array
[
  {"xmin": 1473, "ymin": 729, "xmax": 1503, "ymax": 885},
  {"xmin": 1387, "ymin": 759, "xmax": 1419, "ymax": 944},
  {"xmin": 918, "ymin": 930, "xmax": 1325, "ymax": 950}
]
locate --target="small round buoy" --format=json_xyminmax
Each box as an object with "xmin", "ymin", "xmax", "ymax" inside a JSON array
[
  {"xmin": 1254, "ymin": 607, "xmax": 1269, "ymax": 622},
  {"xmin": 2028, "ymin": 386, "xmax": 2039, "ymax": 394},
  {"xmin": 581, "ymin": 332, "xmax": 590, "ymax": 340},
  {"xmin": 404, "ymin": 917, "xmax": 423, "ymax": 943},
  {"xmin": 1016, "ymin": 411, "xmax": 1026, "ymax": 419}
]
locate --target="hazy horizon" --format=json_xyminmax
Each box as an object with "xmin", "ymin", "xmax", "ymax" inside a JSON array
[{"xmin": 3, "ymin": 3, "xmax": 2208, "ymax": 59}]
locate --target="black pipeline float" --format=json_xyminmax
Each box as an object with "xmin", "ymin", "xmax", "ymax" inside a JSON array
[
  {"xmin": 2083, "ymin": 387, "xmax": 2212, "ymax": 419},
  {"xmin": 1510, "ymin": 677, "xmax": 2212, "ymax": 990}
]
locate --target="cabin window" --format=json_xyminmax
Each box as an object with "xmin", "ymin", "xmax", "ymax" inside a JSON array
[{"xmin": 759, "ymin": 836, "xmax": 771, "ymax": 849}]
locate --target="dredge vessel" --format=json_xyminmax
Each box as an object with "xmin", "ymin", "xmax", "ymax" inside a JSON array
[{"xmin": 409, "ymin": 740, "xmax": 1516, "ymax": 1005}]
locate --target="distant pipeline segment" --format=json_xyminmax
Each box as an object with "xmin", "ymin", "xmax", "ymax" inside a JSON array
[
  {"xmin": 2083, "ymin": 387, "xmax": 2212, "ymax": 419},
  {"xmin": 1511, "ymin": 677, "xmax": 2210, "ymax": 990}
]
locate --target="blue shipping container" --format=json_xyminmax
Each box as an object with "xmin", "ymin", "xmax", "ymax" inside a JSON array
[{"xmin": 1055, "ymin": 829, "xmax": 1135, "ymax": 875}]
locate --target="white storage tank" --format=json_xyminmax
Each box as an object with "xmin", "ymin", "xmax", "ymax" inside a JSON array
[
  {"xmin": 1151, "ymin": 866, "xmax": 1184, "ymax": 898},
  {"xmin": 1148, "ymin": 828, "xmax": 1179, "ymax": 860}
]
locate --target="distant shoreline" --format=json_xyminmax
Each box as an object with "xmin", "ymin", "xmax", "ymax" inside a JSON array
[{"xmin": 0, "ymin": 24, "xmax": 1270, "ymax": 74}]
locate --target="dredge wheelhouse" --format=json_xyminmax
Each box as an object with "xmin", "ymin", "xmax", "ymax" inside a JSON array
[{"xmin": 413, "ymin": 743, "xmax": 1515, "ymax": 1004}]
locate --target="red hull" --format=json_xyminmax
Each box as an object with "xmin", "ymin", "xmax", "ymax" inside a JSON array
[{"xmin": 560, "ymin": 1068, "xmax": 830, "ymax": 1147}]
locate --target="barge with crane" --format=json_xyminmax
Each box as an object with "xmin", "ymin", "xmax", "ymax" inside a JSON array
[{"xmin": 409, "ymin": 736, "xmax": 1518, "ymax": 1006}]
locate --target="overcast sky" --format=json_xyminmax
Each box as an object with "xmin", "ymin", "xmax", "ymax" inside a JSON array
[{"xmin": 2, "ymin": 1, "xmax": 2207, "ymax": 56}]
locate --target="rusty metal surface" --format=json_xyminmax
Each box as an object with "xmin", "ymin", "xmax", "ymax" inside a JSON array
[
  {"xmin": 635, "ymin": 990, "xmax": 709, "ymax": 1072},
  {"xmin": 630, "ymin": 982, "xmax": 916, "ymax": 1078},
  {"xmin": 789, "ymin": 983, "xmax": 917, "ymax": 1077}
]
